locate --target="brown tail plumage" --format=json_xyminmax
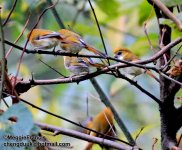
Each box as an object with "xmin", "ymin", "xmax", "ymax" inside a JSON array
[
  {"xmin": 146, "ymin": 70, "xmax": 160, "ymax": 83},
  {"xmin": 82, "ymin": 57, "xmax": 106, "ymax": 69},
  {"xmin": 84, "ymin": 132, "xmax": 97, "ymax": 150},
  {"xmin": 85, "ymin": 45, "xmax": 107, "ymax": 58}
]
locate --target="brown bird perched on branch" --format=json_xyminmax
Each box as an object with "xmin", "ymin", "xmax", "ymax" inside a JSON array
[
  {"xmin": 27, "ymin": 29, "xmax": 61, "ymax": 51},
  {"xmin": 83, "ymin": 107, "xmax": 116, "ymax": 150},
  {"xmin": 63, "ymin": 55, "xmax": 106, "ymax": 76},
  {"xmin": 58, "ymin": 29, "xmax": 107, "ymax": 58},
  {"xmin": 113, "ymin": 48, "xmax": 160, "ymax": 82}
]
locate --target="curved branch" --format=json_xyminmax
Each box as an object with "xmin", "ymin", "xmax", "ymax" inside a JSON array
[
  {"xmin": 35, "ymin": 122, "xmax": 138, "ymax": 150},
  {"xmin": 150, "ymin": 0, "xmax": 182, "ymax": 31},
  {"xmin": 16, "ymin": 97, "xmax": 129, "ymax": 145},
  {"xmin": 3, "ymin": 37, "xmax": 182, "ymax": 69},
  {"xmin": 115, "ymin": 71, "xmax": 162, "ymax": 105}
]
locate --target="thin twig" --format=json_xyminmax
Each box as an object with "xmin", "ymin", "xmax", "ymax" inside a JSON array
[
  {"xmin": 3, "ymin": 0, "xmax": 18, "ymax": 26},
  {"xmin": 2, "ymin": 98, "xmax": 9, "ymax": 108},
  {"xmin": 102, "ymin": 108, "xmax": 117, "ymax": 136},
  {"xmin": 38, "ymin": 59, "xmax": 67, "ymax": 78},
  {"xmin": 143, "ymin": 3, "xmax": 155, "ymax": 51},
  {"xmin": 116, "ymin": 71, "xmax": 162, "ymax": 105},
  {"xmin": 0, "ymin": 8, "xmax": 6, "ymax": 101},
  {"xmin": 160, "ymin": 44, "xmax": 182, "ymax": 71},
  {"xmin": 152, "ymin": 138, "xmax": 158, "ymax": 150},
  {"xmin": 87, "ymin": 0, "xmax": 110, "ymax": 66},
  {"xmin": 5, "ymin": 14, "xmax": 31, "ymax": 58},
  {"xmin": 135, "ymin": 127, "xmax": 145, "ymax": 142}
]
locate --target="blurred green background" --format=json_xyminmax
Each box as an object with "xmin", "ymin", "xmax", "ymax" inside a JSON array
[{"xmin": 0, "ymin": 0, "xmax": 182, "ymax": 149}]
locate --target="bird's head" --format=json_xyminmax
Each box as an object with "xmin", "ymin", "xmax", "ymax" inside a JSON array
[{"xmin": 113, "ymin": 48, "xmax": 138, "ymax": 61}]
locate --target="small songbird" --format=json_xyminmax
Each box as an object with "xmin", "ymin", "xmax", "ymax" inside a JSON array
[
  {"xmin": 113, "ymin": 48, "xmax": 160, "ymax": 82},
  {"xmin": 58, "ymin": 29, "xmax": 107, "ymax": 58},
  {"xmin": 84, "ymin": 107, "xmax": 115, "ymax": 150},
  {"xmin": 27, "ymin": 29, "xmax": 61, "ymax": 51},
  {"xmin": 63, "ymin": 55, "xmax": 106, "ymax": 76}
]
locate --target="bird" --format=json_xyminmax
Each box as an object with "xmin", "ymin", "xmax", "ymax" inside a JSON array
[
  {"xmin": 113, "ymin": 48, "xmax": 160, "ymax": 82},
  {"xmin": 58, "ymin": 29, "xmax": 107, "ymax": 58},
  {"xmin": 83, "ymin": 107, "xmax": 116, "ymax": 150},
  {"xmin": 63, "ymin": 55, "xmax": 106, "ymax": 76},
  {"xmin": 27, "ymin": 29, "xmax": 61, "ymax": 51}
]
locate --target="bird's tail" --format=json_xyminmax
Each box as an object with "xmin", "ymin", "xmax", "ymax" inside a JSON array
[
  {"xmin": 84, "ymin": 131, "xmax": 97, "ymax": 150},
  {"xmin": 146, "ymin": 70, "xmax": 160, "ymax": 83},
  {"xmin": 82, "ymin": 57, "xmax": 106, "ymax": 69},
  {"xmin": 85, "ymin": 45, "xmax": 107, "ymax": 58}
]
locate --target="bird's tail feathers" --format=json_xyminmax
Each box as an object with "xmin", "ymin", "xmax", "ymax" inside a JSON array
[
  {"xmin": 83, "ymin": 57, "xmax": 106, "ymax": 69},
  {"xmin": 85, "ymin": 45, "xmax": 107, "ymax": 58}
]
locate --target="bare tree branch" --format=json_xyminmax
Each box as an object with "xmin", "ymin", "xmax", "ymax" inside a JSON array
[
  {"xmin": 5, "ymin": 14, "xmax": 31, "ymax": 58},
  {"xmin": 35, "ymin": 122, "xmax": 138, "ymax": 150},
  {"xmin": 13, "ymin": 96, "xmax": 129, "ymax": 145},
  {"xmin": 3, "ymin": 37, "xmax": 182, "ymax": 69},
  {"xmin": 150, "ymin": 0, "xmax": 182, "ymax": 31},
  {"xmin": 87, "ymin": 0, "xmax": 108, "ymax": 58},
  {"xmin": 0, "ymin": 7, "xmax": 6, "ymax": 101},
  {"xmin": 115, "ymin": 71, "xmax": 161, "ymax": 105}
]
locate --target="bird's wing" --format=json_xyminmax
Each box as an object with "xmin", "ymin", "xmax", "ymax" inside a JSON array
[{"xmin": 38, "ymin": 32, "xmax": 61, "ymax": 40}]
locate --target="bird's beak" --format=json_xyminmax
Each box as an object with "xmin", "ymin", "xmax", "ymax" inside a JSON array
[{"xmin": 114, "ymin": 54, "xmax": 118, "ymax": 58}]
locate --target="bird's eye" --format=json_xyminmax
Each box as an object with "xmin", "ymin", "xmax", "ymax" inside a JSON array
[{"xmin": 117, "ymin": 51, "xmax": 122, "ymax": 55}]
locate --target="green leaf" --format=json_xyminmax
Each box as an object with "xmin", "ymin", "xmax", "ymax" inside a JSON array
[
  {"xmin": 95, "ymin": 0, "xmax": 120, "ymax": 21},
  {"xmin": 130, "ymin": 34, "xmax": 158, "ymax": 56},
  {"xmin": 160, "ymin": 13, "xmax": 182, "ymax": 33},
  {"xmin": 138, "ymin": 2, "xmax": 154, "ymax": 25},
  {"xmin": 0, "ymin": 103, "xmax": 34, "ymax": 149},
  {"xmin": 159, "ymin": 18, "xmax": 174, "ymax": 28},
  {"xmin": 0, "ymin": 103, "xmax": 34, "ymax": 134},
  {"xmin": 161, "ymin": 0, "xmax": 182, "ymax": 7}
]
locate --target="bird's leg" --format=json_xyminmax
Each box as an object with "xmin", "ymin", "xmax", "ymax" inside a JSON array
[
  {"xmin": 69, "ymin": 74, "xmax": 75, "ymax": 82},
  {"xmin": 33, "ymin": 47, "xmax": 41, "ymax": 53},
  {"xmin": 115, "ymin": 67, "xmax": 121, "ymax": 77},
  {"xmin": 52, "ymin": 46, "xmax": 56, "ymax": 53},
  {"xmin": 76, "ymin": 52, "xmax": 79, "ymax": 58}
]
